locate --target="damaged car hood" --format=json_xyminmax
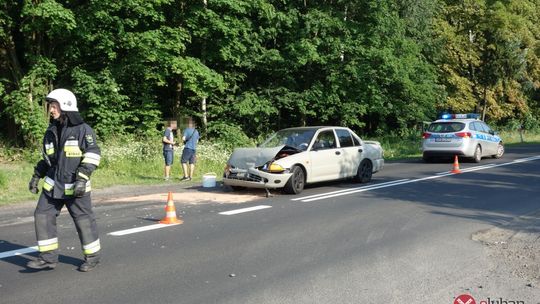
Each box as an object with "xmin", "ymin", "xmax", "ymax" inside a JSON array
[{"xmin": 228, "ymin": 145, "xmax": 286, "ymax": 169}]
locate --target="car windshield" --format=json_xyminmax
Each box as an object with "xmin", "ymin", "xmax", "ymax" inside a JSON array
[
  {"xmin": 427, "ymin": 122, "xmax": 465, "ymax": 133},
  {"xmin": 259, "ymin": 128, "xmax": 317, "ymax": 151}
]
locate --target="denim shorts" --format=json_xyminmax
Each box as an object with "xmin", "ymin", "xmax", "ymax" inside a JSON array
[
  {"xmin": 181, "ymin": 148, "xmax": 196, "ymax": 164},
  {"xmin": 163, "ymin": 150, "xmax": 174, "ymax": 166}
]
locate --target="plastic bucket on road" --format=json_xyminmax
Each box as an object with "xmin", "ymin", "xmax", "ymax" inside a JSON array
[{"xmin": 202, "ymin": 172, "xmax": 217, "ymax": 188}]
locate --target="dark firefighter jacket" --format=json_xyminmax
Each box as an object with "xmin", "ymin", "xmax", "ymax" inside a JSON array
[{"xmin": 34, "ymin": 113, "xmax": 101, "ymax": 199}]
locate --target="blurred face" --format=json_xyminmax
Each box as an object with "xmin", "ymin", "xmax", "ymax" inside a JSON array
[{"xmin": 48, "ymin": 101, "xmax": 61, "ymax": 120}]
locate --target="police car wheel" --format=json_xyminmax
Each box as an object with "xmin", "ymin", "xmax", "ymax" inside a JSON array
[
  {"xmin": 493, "ymin": 142, "xmax": 504, "ymax": 159},
  {"xmin": 473, "ymin": 145, "xmax": 482, "ymax": 163}
]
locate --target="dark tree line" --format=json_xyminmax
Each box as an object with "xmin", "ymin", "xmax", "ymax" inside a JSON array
[{"xmin": 1, "ymin": 0, "xmax": 539, "ymax": 145}]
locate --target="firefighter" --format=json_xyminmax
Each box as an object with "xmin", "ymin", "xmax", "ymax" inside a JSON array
[{"xmin": 27, "ymin": 88, "xmax": 102, "ymax": 272}]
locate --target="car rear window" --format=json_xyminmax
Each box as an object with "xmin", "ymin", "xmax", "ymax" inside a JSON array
[{"xmin": 427, "ymin": 122, "xmax": 465, "ymax": 133}]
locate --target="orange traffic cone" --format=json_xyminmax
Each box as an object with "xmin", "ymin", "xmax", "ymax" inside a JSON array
[
  {"xmin": 159, "ymin": 192, "xmax": 183, "ymax": 224},
  {"xmin": 451, "ymin": 155, "xmax": 462, "ymax": 174}
]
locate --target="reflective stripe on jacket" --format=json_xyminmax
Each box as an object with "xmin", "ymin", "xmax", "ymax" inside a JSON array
[{"xmin": 35, "ymin": 121, "xmax": 101, "ymax": 199}]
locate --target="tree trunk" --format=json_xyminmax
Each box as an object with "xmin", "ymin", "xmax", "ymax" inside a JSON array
[
  {"xmin": 201, "ymin": 97, "xmax": 207, "ymax": 134},
  {"xmin": 4, "ymin": 36, "xmax": 23, "ymax": 85},
  {"xmin": 481, "ymin": 87, "xmax": 487, "ymax": 121},
  {"xmin": 201, "ymin": 0, "xmax": 208, "ymax": 134},
  {"xmin": 174, "ymin": 79, "xmax": 183, "ymax": 123}
]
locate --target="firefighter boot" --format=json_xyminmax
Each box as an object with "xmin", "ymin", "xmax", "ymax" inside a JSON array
[
  {"xmin": 79, "ymin": 254, "xmax": 100, "ymax": 272},
  {"xmin": 27, "ymin": 257, "xmax": 57, "ymax": 270}
]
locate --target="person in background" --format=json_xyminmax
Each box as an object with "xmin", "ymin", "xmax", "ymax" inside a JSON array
[
  {"xmin": 162, "ymin": 121, "xmax": 175, "ymax": 181},
  {"xmin": 27, "ymin": 88, "xmax": 101, "ymax": 272},
  {"xmin": 180, "ymin": 118, "xmax": 199, "ymax": 181}
]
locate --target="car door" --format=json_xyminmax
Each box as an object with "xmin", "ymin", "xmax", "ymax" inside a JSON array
[
  {"xmin": 308, "ymin": 129, "xmax": 342, "ymax": 182},
  {"xmin": 476, "ymin": 122, "xmax": 497, "ymax": 155},
  {"xmin": 335, "ymin": 128, "xmax": 361, "ymax": 177},
  {"xmin": 480, "ymin": 122, "xmax": 498, "ymax": 155}
]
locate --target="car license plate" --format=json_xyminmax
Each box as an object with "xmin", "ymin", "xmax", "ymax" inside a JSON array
[
  {"xmin": 236, "ymin": 172, "xmax": 246, "ymax": 178},
  {"xmin": 435, "ymin": 138, "xmax": 451, "ymax": 142}
]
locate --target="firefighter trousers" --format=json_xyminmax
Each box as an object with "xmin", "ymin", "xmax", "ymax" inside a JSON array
[{"xmin": 34, "ymin": 192, "xmax": 101, "ymax": 263}]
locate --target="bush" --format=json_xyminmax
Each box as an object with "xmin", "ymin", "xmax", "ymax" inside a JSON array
[
  {"xmin": 100, "ymin": 134, "xmax": 161, "ymax": 165},
  {"xmin": 207, "ymin": 121, "xmax": 255, "ymax": 150}
]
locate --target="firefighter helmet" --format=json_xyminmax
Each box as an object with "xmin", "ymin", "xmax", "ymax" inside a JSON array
[{"xmin": 46, "ymin": 89, "xmax": 78, "ymax": 112}]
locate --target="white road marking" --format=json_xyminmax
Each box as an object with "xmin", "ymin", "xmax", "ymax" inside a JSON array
[
  {"xmin": 291, "ymin": 179, "xmax": 410, "ymax": 201},
  {"xmin": 298, "ymin": 155, "xmax": 540, "ymax": 202},
  {"xmin": 219, "ymin": 205, "xmax": 272, "ymax": 215},
  {"xmin": 0, "ymin": 246, "xmax": 38, "ymax": 259},
  {"xmin": 108, "ymin": 223, "xmax": 181, "ymax": 236}
]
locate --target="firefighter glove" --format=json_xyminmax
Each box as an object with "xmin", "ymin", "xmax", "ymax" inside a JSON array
[
  {"xmin": 73, "ymin": 179, "xmax": 86, "ymax": 197},
  {"xmin": 28, "ymin": 175, "xmax": 40, "ymax": 194}
]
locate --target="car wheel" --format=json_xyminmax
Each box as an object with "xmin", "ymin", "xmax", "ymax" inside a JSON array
[
  {"xmin": 422, "ymin": 155, "xmax": 433, "ymax": 163},
  {"xmin": 356, "ymin": 160, "xmax": 373, "ymax": 183},
  {"xmin": 473, "ymin": 145, "xmax": 482, "ymax": 163},
  {"xmin": 493, "ymin": 142, "xmax": 504, "ymax": 159},
  {"xmin": 283, "ymin": 165, "xmax": 305, "ymax": 194}
]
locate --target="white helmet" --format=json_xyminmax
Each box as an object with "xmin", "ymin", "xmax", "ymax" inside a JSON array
[{"xmin": 46, "ymin": 89, "xmax": 78, "ymax": 112}]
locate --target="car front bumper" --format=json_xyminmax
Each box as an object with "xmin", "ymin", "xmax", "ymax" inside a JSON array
[{"xmin": 223, "ymin": 167, "xmax": 293, "ymax": 189}]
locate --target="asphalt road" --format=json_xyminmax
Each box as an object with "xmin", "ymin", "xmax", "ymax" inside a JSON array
[{"xmin": 1, "ymin": 145, "xmax": 540, "ymax": 304}]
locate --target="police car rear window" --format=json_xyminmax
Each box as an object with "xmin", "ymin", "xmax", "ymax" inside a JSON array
[{"xmin": 427, "ymin": 122, "xmax": 465, "ymax": 133}]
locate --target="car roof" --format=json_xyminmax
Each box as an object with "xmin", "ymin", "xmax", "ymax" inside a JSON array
[
  {"xmin": 432, "ymin": 119, "xmax": 479, "ymax": 123},
  {"xmin": 279, "ymin": 126, "xmax": 349, "ymax": 131}
]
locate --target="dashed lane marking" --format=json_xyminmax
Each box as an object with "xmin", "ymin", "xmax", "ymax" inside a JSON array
[
  {"xmin": 219, "ymin": 205, "xmax": 272, "ymax": 215},
  {"xmin": 291, "ymin": 179, "xmax": 410, "ymax": 201},
  {"xmin": 108, "ymin": 223, "xmax": 181, "ymax": 236},
  {"xmin": 0, "ymin": 246, "xmax": 38, "ymax": 259}
]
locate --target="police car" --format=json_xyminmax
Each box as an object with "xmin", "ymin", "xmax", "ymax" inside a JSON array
[{"xmin": 422, "ymin": 113, "xmax": 504, "ymax": 163}]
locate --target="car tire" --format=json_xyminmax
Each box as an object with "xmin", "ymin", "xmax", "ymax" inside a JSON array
[
  {"xmin": 422, "ymin": 155, "xmax": 433, "ymax": 163},
  {"xmin": 355, "ymin": 160, "xmax": 373, "ymax": 183},
  {"xmin": 493, "ymin": 142, "xmax": 504, "ymax": 159},
  {"xmin": 283, "ymin": 165, "xmax": 305, "ymax": 194},
  {"xmin": 473, "ymin": 145, "xmax": 482, "ymax": 163}
]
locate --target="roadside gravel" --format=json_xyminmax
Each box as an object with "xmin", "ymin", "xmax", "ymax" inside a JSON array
[{"xmin": 472, "ymin": 209, "xmax": 540, "ymax": 289}]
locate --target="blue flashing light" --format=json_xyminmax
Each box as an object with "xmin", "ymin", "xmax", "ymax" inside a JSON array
[{"xmin": 438, "ymin": 113, "xmax": 480, "ymax": 120}]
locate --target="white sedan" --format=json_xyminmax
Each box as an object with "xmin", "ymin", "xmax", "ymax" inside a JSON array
[{"xmin": 223, "ymin": 126, "xmax": 384, "ymax": 194}]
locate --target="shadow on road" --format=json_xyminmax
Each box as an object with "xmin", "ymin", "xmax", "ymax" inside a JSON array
[{"xmin": 0, "ymin": 240, "xmax": 83, "ymax": 273}]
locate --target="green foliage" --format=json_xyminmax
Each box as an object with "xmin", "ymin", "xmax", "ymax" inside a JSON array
[
  {"xmin": 100, "ymin": 134, "xmax": 160, "ymax": 165},
  {"xmin": 1, "ymin": 0, "xmax": 540, "ymax": 146},
  {"xmin": 0, "ymin": 58, "xmax": 56, "ymax": 144},
  {"xmin": 72, "ymin": 68, "xmax": 130, "ymax": 138},
  {"xmin": 206, "ymin": 121, "xmax": 255, "ymax": 150},
  {"xmin": 21, "ymin": 0, "xmax": 76, "ymax": 36},
  {"xmin": 0, "ymin": 169, "xmax": 6, "ymax": 190},
  {"xmin": 436, "ymin": 0, "xmax": 540, "ymax": 121}
]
